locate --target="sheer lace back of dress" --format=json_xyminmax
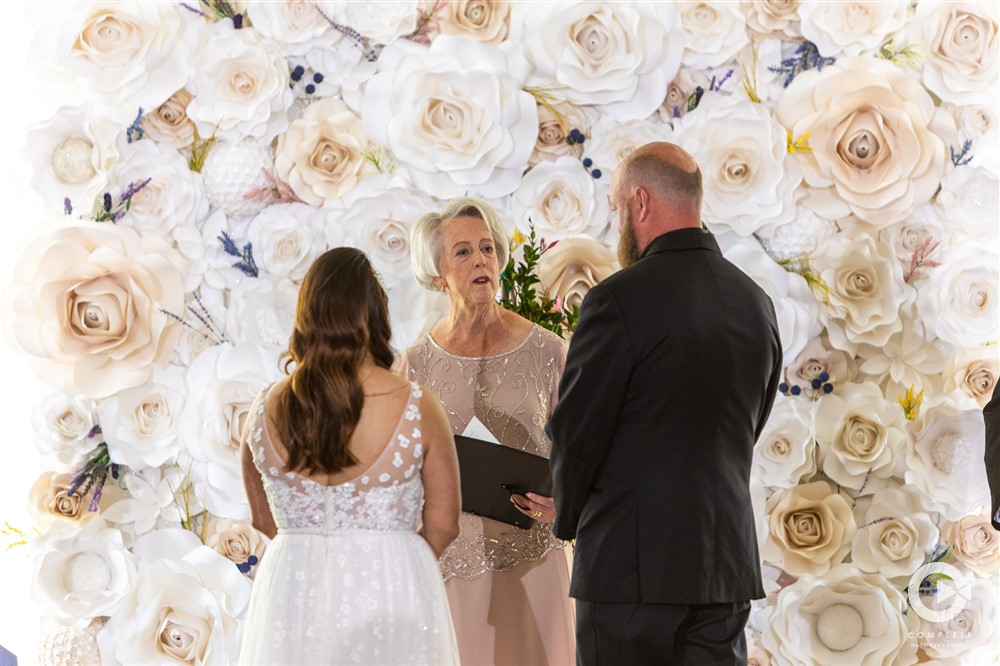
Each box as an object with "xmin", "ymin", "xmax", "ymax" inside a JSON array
[{"xmin": 249, "ymin": 383, "xmax": 426, "ymax": 533}]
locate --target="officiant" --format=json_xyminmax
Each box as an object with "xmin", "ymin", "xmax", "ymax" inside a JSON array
[{"xmin": 397, "ymin": 197, "xmax": 575, "ymax": 666}]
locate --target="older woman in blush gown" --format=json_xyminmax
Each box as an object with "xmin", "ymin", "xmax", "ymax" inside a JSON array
[{"xmin": 397, "ymin": 198, "xmax": 574, "ymax": 665}]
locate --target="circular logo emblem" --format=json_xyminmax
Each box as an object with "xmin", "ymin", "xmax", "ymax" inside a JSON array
[{"xmin": 907, "ymin": 562, "xmax": 971, "ymax": 623}]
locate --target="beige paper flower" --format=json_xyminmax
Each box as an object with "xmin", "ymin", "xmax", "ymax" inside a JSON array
[
  {"xmin": 943, "ymin": 348, "xmax": 998, "ymax": 409},
  {"xmin": 851, "ymin": 486, "xmax": 939, "ymax": 582},
  {"xmin": 206, "ymin": 519, "xmax": 268, "ymax": 574},
  {"xmin": 437, "ymin": 0, "xmax": 511, "ymax": 44},
  {"xmin": 741, "ymin": 0, "xmax": 802, "ymax": 39},
  {"xmin": 763, "ymin": 480, "xmax": 857, "ymax": 576},
  {"xmin": 942, "ymin": 509, "xmax": 1000, "ymax": 577},
  {"xmin": 537, "ymin": 236, "xmax": 618, "ymax": 312},
  {"xmin": 141, "ymin": 89, "xmax": 195, "ymax": 150}
]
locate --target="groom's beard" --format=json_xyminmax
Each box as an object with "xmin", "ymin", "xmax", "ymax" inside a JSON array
[{"xmin": 617, "ymin": 210, "xmax": 641, "ymax": 268}]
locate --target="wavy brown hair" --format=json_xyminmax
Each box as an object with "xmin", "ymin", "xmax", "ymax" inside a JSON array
[{"xmin": 273, "ymin": 247, "xmax": 394, "ymax": 474}]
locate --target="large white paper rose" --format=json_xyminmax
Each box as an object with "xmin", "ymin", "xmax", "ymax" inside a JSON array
[
  {"xmin": 32, "ymin": 393, "xmax": 100, "ymax": 469},
  {"xmin": 935, "ymin": 166, "xmax": 999, "ymax": 246},
  {"xmin": 814, "ymin": 382, "xmax": 907, "ymax": 494},
  {"xmin": 101, "ymin": 467, "xmax": 188, "ymax": 545},
  {"xmin": 98, "ymin": 367, "xmax": 186, "ymax": 470},
  {"xmin": 385, "ymin": 280, "xmax": 450, "ymax": 353},
  {"xmin": 225, "ymin": 275, "xmax": 298, "ymax": 349},
  {"xmin": 856, "ymin": 315, "xmax": 948, "ymax": 398},
  {"xmin": 943, "ymin": 347, "xmax": 998, "ymax": 409},
  {"xmin": 947, "ymin": 102, "xmax": 1000, "ymax": 177},
  {"xmin": 917, "ymin": 238, "xmax": 999, "ymax": 349},
  {"xmin": 30, "ymin": 2, "xmax": 199, "ymax": 122},
  {"xmin": 910, "ymin": 0, "xmax": 1000, "ymax": 107},
  {"xmin": 436, "ymin": 0, "xmax": 511, "ymax": 44},
  {"xmin": 174, "ymin": 211, "xmax": 245, "ymax": 296},
  {"xmin": 723, "ymin": 238, "xmax": 819, "ymax": 362},
  {"xmin": 810, "ymin": 233, "xmax": 916, "ymax": 354},
  {"xmin": 678, "ymin": 1, "xmax": 748, "ymax": 68},
  {"xmin": 760, "ymin": 565, "xmax": 918, "ymax": 666},
  {"xmin": 675, "ymin": 92, "xmax": 801, "ymax": 237},
  {"xmin": 763, "ymin": 480, "xmax": 857, "ymax": 576},
  {"xmin": 322, "ymin": 0, "xmax": 418, "ymax": 43},
  {"xmin": 776, "ymin": 56, "xmax": 954, "ymax": 227},
  {"xmin": 851, "ymin": 486, "xmax": 939, "ymax": 582},
  {"xmin": 585, "ymin": 114, "xmax": 675, "ymax": 184},
  {"xmin": 322, "ymin": 176, "xmax": 436, "ymax": 289},
  {"xmin": 9, "ymin": 222, "xmax": 186, "ymax": 399},
  {"xmin": 906, "ymin": 405, "xmax": 991, "ymax": 520},
  {"xmin": 511, "ymin": 1, "xmax": 684, "ymax": 121},
  {"xmin": 301, "ymin": 37, "xmax": 379, "ymax": 114},
  {"xmin": 23, "ymin": 107, "xmax": 120, "ymax": 214},
  {"xmin": 97, "ymin": 545, "xmax": 251, "ymax": 665},
  {"xmin": 799, "ymin": 1, "xmax": 909, "ymax": 58},
  {"xmin": 245, "ymin": 203, "xmax": 324, "ymax": 282},
  {"xmin": 107, "ymin": 139, "xmax": 210, "ymax": 240},
  {"xmin": 31, "ymin": 517, "xmax": 137, "ymax": 624},
  {"xmin": 916, "ymin": 575, "xmax": 1000, "ymax": 664},
  {"xmin": 362, "ymin": 36, "xmax": 536, "ymax": 199},
  {"xmin": 752, "ymin": 398, "xmax": 817, "ymax": 491},
  {"xmin": 537, "ymin": 236, "xmax": 619, "ymax": 312},
  {"xmin": 245, "ymin": 0, "xmax": 331, "ymax": 55},
  {"xmin": 186, "ymin": 22, "xmax": 293, "ymax": 145},
  {"xmin": 180, "ymin": 343, "xmax": 281, "ymax": 518},
  {"xmin": 274, "ymin": 98, "xmax": 371, "ymax": 206},
  {"xmin": 512, "ymin": 156, "xmax": 610, "ymax": 242},
  {"xmin": 741, "ymin": 0, "xmax": 802, "ymax": 39}
]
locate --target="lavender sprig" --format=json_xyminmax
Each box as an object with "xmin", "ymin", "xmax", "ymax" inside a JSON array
[
  {"xmin": 950, "ymin": 139, "xmax": 974, "ymax": 166},
  {"xmin": 769, "ymin": 41, "xmax": 836, "ymax": 88},
  {"xmin": 316, "ymin": 5, "xmax": 380, "ymax": 62},
  {"xmin": 90, "ymin": 178, "xmax": 152, "ymax": 223},
  {"xmin": 709, "ymin": 69, "xmax": 734, "ymax": 93},
  {"xmin": 126, "ymin": 107, "xmax": 144, "ymax": 144},
  {"xmin": 68, "ymin": 442, "xmax": 123, "ymax": 513},
  {"xmin": 218, "ymin": 230, "xmax": 259, "ymax": 278},
  {"xmin": 161, "ymin": 294, "xmax": 231, "ymax": 345},
  {"xmin": 64, "ymin": 198, "xmax": 72, "ymax": 216}
]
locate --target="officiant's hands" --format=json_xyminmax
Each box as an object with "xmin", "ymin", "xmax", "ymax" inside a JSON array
[{"xmin": 510, "ymin": 492, "xmax": 556, "ymax": 524}]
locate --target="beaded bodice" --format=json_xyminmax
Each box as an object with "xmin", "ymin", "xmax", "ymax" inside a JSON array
[{"xmin": 248, "ymin": 383, "xmax": 425, "ymax": 533}]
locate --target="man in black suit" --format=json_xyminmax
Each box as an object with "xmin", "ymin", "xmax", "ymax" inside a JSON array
[
  {"xmin": 547, "ymin": 142, "xmax": 782, "ymax": 665},
  {"xmin": 985, "ymin": 382, "xmax": 1000, "ymax": 530}
]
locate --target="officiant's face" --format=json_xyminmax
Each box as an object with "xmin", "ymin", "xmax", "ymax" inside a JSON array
[{"xmin": 435, "ymin": 215, "xmax": 501, "ymax": 305}]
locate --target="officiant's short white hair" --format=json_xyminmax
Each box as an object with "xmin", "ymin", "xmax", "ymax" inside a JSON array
[{"xmin": 410, "ymin": 198, "xmax": 510, "ymax": 292}]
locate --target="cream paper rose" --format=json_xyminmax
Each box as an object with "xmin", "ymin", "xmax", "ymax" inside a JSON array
[
  {"xmin": 787, "ymin": 337, "xmax": 859, "ymax": 394},
  {"xmin": 101, "ymin": 467, "xmax": 189, "ymax": 545},
  {"xmin": 322, "ymin": 0, "xmax": 418, "ymax": 43},
  {"xmin": 225, "ymin": 275, "xmax": 298, "ymax": 349},
  {"xmin": 677, "ymin": 1, "xmax": 749, "ymax": 69},
  {"xmin": 322, "ymin": 175, "xmax": 436, "ymax": 289},
  {"xmin": 98, "ymin": 367, "xmax": 186, "ymax": 470},
  {"xmin": 9, "ymin": 222, "xmax": 186, "ymax": 399},
  {"xmin": 752, "ymin": 398, "xmax": 818, "ymax": 491},
  {"xmin": 760, "ymin": 565, "xmax": 918, "ymax": 666},
  {"xmin": 855, "ymin": 315, "xmax": 948, "ymax": 398},
  {"xmin": 916, "ymin": 576, "xmax": 1000, "ymax": 664},
  {"xmin": 530, "ymin": 102, "xmax": 592, "ymax": 166},
  {"xmin": 947, "ymin": 102, "xmax": 999, "ymax": 177},
  {"xmin": 31, "ymin": 517, "xmax": 137, "ymax": 624},
  {"xmin": 205, "ymin": 519, "xmax": 268, "ymax": 576},
  {"xmin": 910, "ymin": 0, "xmax": 1000, "ymax": 108},
  {"xmin": 180, "ymin": 343, "xmax": 281, "ymax": 519},
  {"xmin": 274, "ymin": 98, "xmax": 370, "ymax": 206},
  {"xmin": 245, "ymin": 0, "xmax": 332, "ymax": 56},
  {"xmin": 24, "ymin": 107, "xmax": 120, "ymax": 214},
  {"xmin": 775, "ymin": 56, "xmax": 954, "ymax": 227},
  {"xmin": 30, "ymin": 2, "xmax": 199, "ymax": 122},
  {"xmin": 512, "ymin": 156, "xmax": 610, "ymax": 242},
  {"xmin": 29, "ymin": 471, "xmax": 100, "ymax": 529},
  {"xmin": 436, "ymin": 0, "xmax": 511, "ymax": 44},
  {"xmin": 935, "ymin": 166, "xmax": 1000, "ymax": 246},
  {"xmin": 674, "ymin": 92, "xmax": 801, "ymax": 237},
  {"xmin": 851, "ymin": 486, "xmax": 939, "ymax": 582},
  {"xmin": 943, "ymin": 348, "xmax": 998, "ymax": 409},
  {"xmin": 362, "ymin": 36, "xmax": 537, "ymax": 199},
  {"xmin": 814, "ymin": 382, "xmax": 908, "ymax": 494},
  {"xmin": 809, "ymin": 233, "xmax": 916, "ymax": 354},
  {"xmin": 762, "ymin": 480, "xmax": 857, "ymax": 576},
  {"xmin": 32, "ymin": 393, "xmax": 100, "ymax": 469},
  {"xmin": 917, "ymin": 238, "xmax": 999, "ymax": 349},
  {"xmin": 537, "ymin": 236, "xmax": 618, "ymax": 313},
  {"xmin": 186, "ymin": 21, "xmax": 293, "ymax": 145},
  {"xmin": 107, "ymin": 139, "xmax": 210, "ymax": 240},
  {"xmin": 723, "ymin": 238, "xmax": 819, "ymax": 363},
  {"xmin": 906, "ymin": 405, "xmax": 991, "ymax": 520},
  {"xmin": 799, "ymin": 1, "xmax": 909, "ymax": 58},
  {"xmin": 141, "ymin": 89, "xmax": 195, "ymax": 150},
  {"xmin": 943, "ymin": 509, "xmax": 1000, "ymax": 577},
  {"xmin": 741, "ymin": 0, "xmax": 802, "ymax": 39},
  {"xmin": 511, "ymin": 1, "xmax": 684, "ymax": 121},
  {"xmin": 246, "ymin": 203, "xmax": 324, "ymax": 282},
  {"xmin": 97, "ymin": 545, "xmax": 251, "ymax": 665}
]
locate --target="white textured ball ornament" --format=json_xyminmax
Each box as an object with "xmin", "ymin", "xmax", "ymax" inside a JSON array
[
  {"xmin": 63, "ymin": 552, "xmax": 112, "ymax": 593},
  {"xmin": 201, "ymin": 139, "xmax": 275, "ymax": 219},
  {"xmin": 815, "ymin": 603, "xmax": 864, "ymax": 652},
  {"xmin": 757, "ymin": 210, "xmax": 838, "ymax": 262},
  {"xmin": 51, "ymin": 137, "xmax": 97, "ymax": 185}
]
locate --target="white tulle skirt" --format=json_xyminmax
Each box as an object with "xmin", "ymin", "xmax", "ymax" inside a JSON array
[{"xmin": 239, "ymin": 529, "xmax": 458, "ymax": 666}]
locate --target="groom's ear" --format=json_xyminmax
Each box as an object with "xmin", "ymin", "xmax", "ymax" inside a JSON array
[{"xmin": 632, "ymin": 185, "xmax": 651, "ymax": 224}]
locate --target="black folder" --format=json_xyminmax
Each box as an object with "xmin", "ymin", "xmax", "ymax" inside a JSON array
[{"xmin": 454, "ymin": 435, "xmax": 552, "ymax": 530}]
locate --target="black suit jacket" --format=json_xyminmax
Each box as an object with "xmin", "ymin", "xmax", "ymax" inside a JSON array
[
  {"xmin": 985, "ymin": 383, "xmax": 1000, "ymax": 530},
  {"xmin": 547, "ymin": 228, "xmax": 782, "ymax": 604}
]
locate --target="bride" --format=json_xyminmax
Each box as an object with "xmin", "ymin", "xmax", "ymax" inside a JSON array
[{"xmin": 238, "ymin": 247, "xmax": 461, "ymax": 665}]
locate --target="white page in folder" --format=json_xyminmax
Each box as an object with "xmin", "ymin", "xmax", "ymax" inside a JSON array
[{"xmin": 461, "ymin": 416, "xmax": 500, "ymax": 444}]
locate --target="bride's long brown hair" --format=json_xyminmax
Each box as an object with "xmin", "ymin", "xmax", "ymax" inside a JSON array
[{"xmin": 273, "ymin": 247, "xmax": 395, "ymax": 474}]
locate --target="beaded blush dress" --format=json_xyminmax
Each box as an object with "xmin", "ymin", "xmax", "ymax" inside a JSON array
[
  {"xmin": 238, "ymin": 382, "xmax": 459, "ymax": 665},
  {"xmin": 399, "ymin": 325, "xmax": 575, "ymax": 666}
]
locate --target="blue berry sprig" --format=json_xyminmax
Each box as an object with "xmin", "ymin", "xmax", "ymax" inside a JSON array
[
  {"xmin": 236, "ymin": 555, "xmax": 260, "ymax": 574},
  {"xmin": 289, "ymin": 64, "xmax": 327, "ymax": 97},
  {"xmin": 568, "ymin": 129, "xmax": 602, "ymax": 179},
  {"xmin": 778, "ymin": 370, "xmax": 834, "ymax": 399}
]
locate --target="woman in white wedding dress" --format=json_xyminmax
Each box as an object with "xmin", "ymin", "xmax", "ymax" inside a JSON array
[{"xmin": 239, "ymin": 247, "xmax": 461, "ymax": 665}]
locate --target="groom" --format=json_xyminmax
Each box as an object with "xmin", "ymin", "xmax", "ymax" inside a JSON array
[{"xmin": 547, "ymin": 142, "xmax": 782, "ymax": 665}]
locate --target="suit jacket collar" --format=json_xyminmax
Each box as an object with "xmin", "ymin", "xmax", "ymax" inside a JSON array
[{"xmin": 641, "ymin": 226, "xmax": 720, "ymax": 259}]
